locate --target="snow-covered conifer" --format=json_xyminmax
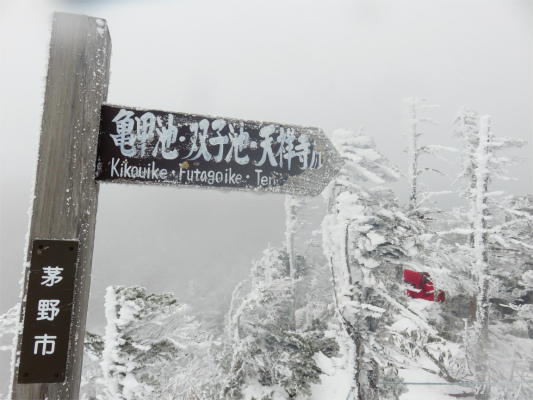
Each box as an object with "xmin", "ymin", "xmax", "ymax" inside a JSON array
[
  {"xmin": 0, "ymin": 304, "xmax": 18, "ymax": 353},
  {"xmin": 284, "ymin": 195, "xmax": 311, "ymax": 329},
  {"xmin": 284, "ymin": 195, "xmax": 310, "ymax": 279},
  {"xmin": 453, "ymin": 106, "xmax": 481, "ymax": 227},
  {"xmin": 450, "ymin": 112, "xmax": 528, "ymax": 398},
  {"xmin": 223, "ymin": 247, "xmax": 336, "ymax": 399},
  {"xmin": 81, "ymin": 332, "xmax": 105, "ymax": 400},
  {"xmin": 99, "ymin": 286, "xmax": 206, "ymax": 400},
  {"xmin": 322, "ymin": 128, "xmax": 415, "ymax": 399}
]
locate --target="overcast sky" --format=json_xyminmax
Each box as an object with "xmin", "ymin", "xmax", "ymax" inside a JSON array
[{"xmin": 1, "ymin": 0, "xmax": 531, "ymax": 338}]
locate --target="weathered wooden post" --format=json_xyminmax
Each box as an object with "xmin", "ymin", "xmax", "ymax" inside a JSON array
[{"xmin": 10, "ymin": 13, "xmax": 111, "ymax": 399}]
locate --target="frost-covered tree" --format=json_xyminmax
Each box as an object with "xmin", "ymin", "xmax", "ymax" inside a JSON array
[
  {"xmin": 322, "ymin": 128, "xmax": 417, "ymax": 399},
  {"xmin": 222, "ymin": 247, "xmax": 336, "ymax": 399},
  {"xmin": 98, "ymin": 286, "xmax": 209, "ymax": 400},
  {"xmin": 468, "ymin": 117, "xmax": 521, "ymax": 397},
  {"xmin": 284, "ymin": 195, "xmax": 309, "ymax": 279},
  {"xmin": 284, "ymin": 194, "xmax": 311, "ymax": 329},
  {"xmin": 0, "ymin": 304, "xmax": 18, "ymax": 353},
  {"xmin": 453, "ymin": 106, "xmax": 481, "ymax": 243},
  {"xmin": 80, "ymin": 332, "xmax": 105, "ymax": 400},
  {"xmin": 283, "ymin": 196, "xmax": 334, "ymax": 334},
  {"xmin": 323, "ymin": 127, "xmax": 473, "ymax": 399},
  {"xmin": 0, "ymin": 304, "xmax": 18, "ymax": 399},
  {"xmin": 477, "ymin": 194, "xmax": 533, "ymax": 400},
  {"xmin": 489, "ymin": 195, "xmax": 533, "ymax": 333},
  {"xmin": 450, "ymin": 112, "xmax": 528, "ymax": 399},
  {"xmin": 184, "ymin": 278, "xmax": 228, "ymax": 335},
  {"xmin": 294, "ymin": 247, "xmax": 335, "ymax": 333},
  {"xmin": 402, "ymin": 97, "xmax": 451, "ymax": 217}
]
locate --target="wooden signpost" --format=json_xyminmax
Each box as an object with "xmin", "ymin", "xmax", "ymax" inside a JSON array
[
  {"xmin": 10, "ymin": 13, "xmax": 111, "ymax": 400},
  {"xmin": 11, "ymin": 12, "xmax": 341, "ymax": 400}
]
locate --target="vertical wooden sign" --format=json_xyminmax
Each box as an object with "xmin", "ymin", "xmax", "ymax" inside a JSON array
[
  {"xmin": 18, "ymin": 240, "xmax": 79, "ymax": 384},
  {"xmin": 10, "ymin": 13, "xmax": 111, "ymax": 400}
]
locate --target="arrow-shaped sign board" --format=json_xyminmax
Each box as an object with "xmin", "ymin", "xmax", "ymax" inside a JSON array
[{"xmin": 96, "ymin": 105, "xmax": 342, "ymax": 196}]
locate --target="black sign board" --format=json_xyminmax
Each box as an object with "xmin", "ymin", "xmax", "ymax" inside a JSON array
[
  {"xmin": 96, "ymin": 105, "xmax": 342, "ymax": 196},
  {"xmin": 18, "ymin": 240, "xmax": 79, "ymax": 384}
]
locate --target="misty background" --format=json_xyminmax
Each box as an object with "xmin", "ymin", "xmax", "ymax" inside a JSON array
[{"xmin": 0, "ymin": 0, "xmax": 531, "ymax": 389}]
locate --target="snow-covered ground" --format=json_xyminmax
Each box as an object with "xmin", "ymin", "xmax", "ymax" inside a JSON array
[{"xmin": 397, "ymin": 369, "xmax": 474, "ymax": 400}]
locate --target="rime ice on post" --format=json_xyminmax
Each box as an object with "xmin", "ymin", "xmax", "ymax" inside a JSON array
[{"xmin": 11, "ymin": 11, "xmax": 110, "ymax": 399}]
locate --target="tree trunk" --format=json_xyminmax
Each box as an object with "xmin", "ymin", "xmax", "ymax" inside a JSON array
[
  {"xmin": 474, "ymin": 278, "xmax": 490, "ymax": 400},
  {"xmin": 472, "ymin": 116, "xmax": 491, "ymax": 399},
  {"xmin": 406, "ymin": 100, "xmax": 419, "ymax": 213},
  {"xmin": 355, "ymin": 338, "xmax": 362, "ymax": 400},
  {"xmin": 285, "ymin": 195, "xmax": 298, "ymax": 330},
  {"xmin": 368, "ymin": 356, "xmax": 380, "ymax": 399}
]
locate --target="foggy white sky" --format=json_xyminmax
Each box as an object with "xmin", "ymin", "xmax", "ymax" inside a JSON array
[{"xmin": 0, "ymin": 0, "xmax": 531, "ymax": 330}]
